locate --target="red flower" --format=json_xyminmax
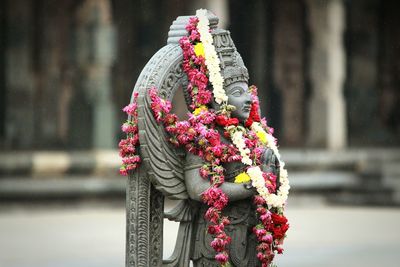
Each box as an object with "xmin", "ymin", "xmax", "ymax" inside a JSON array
[
  {"xmin": 271, "ymin": 213, "xmax": 288, "ymax": 225},
  {"xmin": 271, "ymin": 223, "xmax": 289, "ymax": 240},
  {"xmin": 245, "ymin": 101, "xmax": 261, "ymax": 127},
  {"xmin": 208, "ymin": 135, "xmax": 220, "ymax": 147},
  {"xmin": 276, "ymin": 246, "xmax": 284, "ymax": 254},
  {"xmin": 215, "ymin": 115, "xmax": 239, "ymax": 127}
]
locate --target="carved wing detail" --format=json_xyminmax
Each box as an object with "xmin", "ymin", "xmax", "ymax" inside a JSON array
[{"xmin": 137, "ymin": 90, "xmax": 188, "ymax": 200}]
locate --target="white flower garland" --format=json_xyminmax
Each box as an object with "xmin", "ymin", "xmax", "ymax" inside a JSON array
[
  {"xmin": 230, "ymin": 122, "xmax": 290, "ymax": 208},
  {"xmin": 249, "ymin": 122, "xmax": 290, "ymax": 208},
  {"xmin": 196, "ymin": 9, "xmax": 227, "ymax": 104}
]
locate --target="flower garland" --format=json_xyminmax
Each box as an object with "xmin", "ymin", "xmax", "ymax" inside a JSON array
[
  {"xmin": 196, "ymin": 9, "xmax": 227, "ymax": 105},
  {"xmin": 119, "ymin": 9, "xmax": 290, "ymax": 267},
  {"xmin": 119, "ymin": 92, "xmax": 141, "ymax": 176}
]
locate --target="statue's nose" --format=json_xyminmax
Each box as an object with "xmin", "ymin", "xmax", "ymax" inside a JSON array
[{"xmin": 245, "ymin": 91, "xmax": 252, "ymax": 104}]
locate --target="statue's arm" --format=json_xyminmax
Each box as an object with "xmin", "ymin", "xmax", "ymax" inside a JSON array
[{"xmin": 184, "ymin": 153, "xmax": 255, "ymax": 202}]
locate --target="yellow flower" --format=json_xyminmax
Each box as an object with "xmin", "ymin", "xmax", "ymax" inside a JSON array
[
  {"xmin": 234, "ymin": 172, "xmax": 251, "ymax": 184},
  {"xmin": 256, "ymin": 130, "xmax": 268, "ymax": 144},
  {"xmin": 193, "ymin": 105, "xmax": 208, "ymax": 116},
  {"xmin": 194, "ymin": 42, "xmax": 205, "ymax": 57}
]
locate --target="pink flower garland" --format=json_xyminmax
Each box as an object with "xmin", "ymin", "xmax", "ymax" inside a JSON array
[
  {"xmin": 119, "ymin": 92, "xmax": 141, "ymax": 176},
  {"xmin": 180, "ymin": 17, "xmax": 212, "ymax": 110}
]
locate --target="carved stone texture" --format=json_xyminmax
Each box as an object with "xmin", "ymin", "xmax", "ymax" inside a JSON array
[{"xmin": 126, "ymin": 15, "xmax": 194, "ymax": 267}]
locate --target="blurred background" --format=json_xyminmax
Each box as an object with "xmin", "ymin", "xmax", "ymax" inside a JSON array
[{"xmin": 0, "ymin": 0, "xmax": 400, "ymax": 266}]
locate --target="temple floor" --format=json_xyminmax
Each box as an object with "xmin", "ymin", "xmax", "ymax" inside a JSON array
[{"xmin": 0, "ymin": 200, "xmax": 399, "ymax": 267}]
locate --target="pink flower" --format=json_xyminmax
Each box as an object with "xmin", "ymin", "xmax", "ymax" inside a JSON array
[
  {"xmin": 260, "ymin": 212, "xmax": 272, "ymax": 225},
  {"xmin": 257, "ymin": 242, "xmax": 271, "ymax": 251},
  {"xmin": 212, "ymin": 165, "xmax": 224, "ymax": 175},
  {"xmin": 205, "ymin": 207, "xmax": 220, "ymax": 224},
  {"xmin": 211, "ymin": 145, "xmax": 223, "ymax": 157},
  {"xmin": 122, "ymin": 102, "xmax": 137, "ymax": 116},
  {"xmin": 210, "ymin": 174, "xmax": 225, "ymax": 186},
  {"xmin": 213, "ymin": 193, "xmax": 228, "ymax": 210},
  {"xmin": 256, "ymin": 207, "xmax": 267, "ymax": 215},
  {"xmin": 221, "ymin": 217, "xmax": 230, "ymax": 226},
  {"xmin": 257, "ymin": 252, "xmax": 267, "ymax": 261},
  {"xmin": 202, "ymin": 187, "xmax": 222, "ymax": 203},
  {"xmin": 215, "ymin": 252, "xmax": 229, "ymax": 264},
  {"xmin": 199, "ymin": 165, "xmax": 210, "ymax": 178},
  {"xmin": 208, "ymin": 224, "xmax": 224, "ymax": 235},
  {"xmin": 121, "ymin": 123, "xmax": 137, "ymax": 134},
  {"xmin": 210, "ymin": 238, "xmax": 226, "ymax": 252},
  {"xmin": 164, "ymin": 114, "xmax": 178, "ymax": 125},
  {"xmin": 254, "ymin": 228, "xmax": 267, "ymax": 238},
  {"xmin": 254, "ymin": 195, "xmax": 266, "ymax": 205},
  {"xmin": 119, "ymin": 167, "xmax": 128, "ymax": 176},
  {"xmin": 261, "ymin": 234, "xmax": 273, "ymax": 243},
  {"xmin": 122, "ymin": 155, "xmax": 141, "ymax": 165},
  {"xmin": 196, "ymin": 89, "xmax": 212, "ymax": 105}
]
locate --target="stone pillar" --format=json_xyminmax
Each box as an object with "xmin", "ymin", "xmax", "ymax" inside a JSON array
[
  {"xmin": 72, "ymin": 0, "xmax": 116, "ymax": 149},
  {"xmin": 273, "ymin": 1, "xmax": 305, "ymax": 147},
  {"xmin": 379, "ymin": 1, "xmax": 400, "ymax": 143},
  {"xmin": 4, "ymin": 0, "xmax": 35, "ymax": 149},
  {"xmin": 307, "ymin": 0, "xmax": 347, "ymax": 149},
  {"xmin": 0, "ymin": 0, "xmax": 6, "ymax": 146},
  {"xmin": 31, "ymin": 0, "xmax": 76, "ymax": 148},
  {"xmin": 249, "ymin": 0, "xmax": 269, "ymax": 118},
  {"xmin": 347, "ymin": 0, "xmax": 381, "ymax": 145}
]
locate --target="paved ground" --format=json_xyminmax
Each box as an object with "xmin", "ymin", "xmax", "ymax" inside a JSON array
[{"xmin": 0, "ymin": 203, "xmax": 399, "ymax": 267}]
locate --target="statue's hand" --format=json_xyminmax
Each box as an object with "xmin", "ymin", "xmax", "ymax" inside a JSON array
[
  {"xmin": 261, "ymin": 148, "xmax": 279, "ymax": 176},
  {"xmin": 243, "ymin": 181, "xmax": 256, "ymax": 191}
]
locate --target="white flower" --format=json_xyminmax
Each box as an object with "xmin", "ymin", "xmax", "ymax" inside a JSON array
[{"xmin": 195, "ymin": 9, "xmax": 227, "ymax": 105}]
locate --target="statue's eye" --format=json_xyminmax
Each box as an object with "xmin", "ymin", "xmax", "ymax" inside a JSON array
[{"xmin": 231, "ymin": 87, "xmax": 244, "ymax": 97}]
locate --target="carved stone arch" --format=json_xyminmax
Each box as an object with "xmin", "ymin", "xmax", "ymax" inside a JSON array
[{"xmin": 126, "ymin": 28, "xmax": 191, "ymax": 267}]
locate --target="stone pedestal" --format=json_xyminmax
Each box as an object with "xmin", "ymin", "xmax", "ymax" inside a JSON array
[{"xmin": 307, "ymin": 0, "xmax": 347, "ymax": 149}]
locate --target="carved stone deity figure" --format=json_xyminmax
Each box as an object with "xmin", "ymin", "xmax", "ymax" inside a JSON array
[{"xmin": 124, "ymin": 10, "xmax": 286, "ymax": 267}]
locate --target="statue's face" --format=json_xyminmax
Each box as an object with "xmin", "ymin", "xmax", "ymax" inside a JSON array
[{"xmin": 225, "ymin": 81, "xmax": 252, "ymax": 122}]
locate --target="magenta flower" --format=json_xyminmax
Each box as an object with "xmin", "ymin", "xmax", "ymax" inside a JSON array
[
  {"xmin": 215, "ymin": 252, "xmax": 229, "ymax": 264},
  {"xmin": 261, "ymin": 234, "xmax": 273, "ymax": 243},
  {"xmin": 122, "ymin": 102, "xmax": 137, "ymax": 116}
]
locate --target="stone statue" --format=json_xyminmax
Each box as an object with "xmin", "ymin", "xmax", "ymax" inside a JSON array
[{"xmin": 123, "ymin": 10, "xmax": 288, "ymax": 267}]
